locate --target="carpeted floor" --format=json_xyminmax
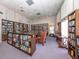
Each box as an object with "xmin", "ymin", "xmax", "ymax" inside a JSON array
[{"xmin": 0, "ymin": 37, "xmax": 71, "ymax": 59}]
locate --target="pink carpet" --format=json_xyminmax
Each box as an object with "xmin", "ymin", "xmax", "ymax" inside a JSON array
[{"xmin": 0, "ymin": 37, "xmax": 71, "ymax": 59}]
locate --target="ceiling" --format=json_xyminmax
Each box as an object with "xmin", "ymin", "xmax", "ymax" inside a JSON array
[{"xmin": 0, "ymin": 0, "xmax": 64, "ymax": 20}]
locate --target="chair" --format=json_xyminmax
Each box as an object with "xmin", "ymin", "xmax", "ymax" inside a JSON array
[{"xmin": 35, "ymin": 32, "xmax": 47, "ymax": 46}]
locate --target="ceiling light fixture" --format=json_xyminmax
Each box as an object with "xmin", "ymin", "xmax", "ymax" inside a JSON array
[{"xmin": 26, "ymin": 0, "xmax": 34, "ymax": 6}]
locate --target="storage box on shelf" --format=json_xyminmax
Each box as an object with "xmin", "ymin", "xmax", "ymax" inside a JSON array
[{"xmin": 68, "ymin": 9, "xmax": 79, "ymax": 59}]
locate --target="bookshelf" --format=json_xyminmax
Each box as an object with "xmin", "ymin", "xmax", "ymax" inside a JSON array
[
  {"xmin": 31, "ymin": 23, "xmax": 48, "ymax": 35},
  {"xmin": 68, "ymin": 9, "xmax": 79, "ymax": 59},
  {"xmin": 2, "ymin": 19, "xmax": 13, "ymax": 41},
  {"xmin": 2, "ymin": 19, "xmax": 29, "ymax": 41},
  {"xmin": 2, "ymin": 19, "xmax": 36, "ymax": 55},
  {"xmin": 13, "ymin": 22, "xmax": 20, "ymax": 33},
  {"xmin": 23, "ymin": 24, "xmax": 28, "ymax": 33},
  {"xmin": 7, "ymin": 32, "xmax": 36, "ymax": 56}
]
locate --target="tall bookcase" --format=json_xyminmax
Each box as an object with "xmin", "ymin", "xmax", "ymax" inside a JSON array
[
  {"xmin": 2, "ymin": 19, "xmax": 28, "ymax": 41},
  {"xmin": 2, "ymin": 20, "xmax": 13, "ymax": 41},
  {"xmin": 68, "ymin": 9, "xmax": 79, "ymax": 59},
  {"xmin": 2, "ymin": 19, "xmax": 36, "ymax": 55},
  {"xmin": 7, "ymin": 32, "xmax": 36, "ymax": 56},
  {"xmin": 31, "ymin": 23, "xmax": 48, "ymax": 35}
]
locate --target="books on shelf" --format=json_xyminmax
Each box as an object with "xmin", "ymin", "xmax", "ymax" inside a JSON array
[
  {"xmin": 77, "ymin": 48, "xmax": 79, "ymax": 56},
  {"xmin": 71, "ymin": 50, "xmax": 74, "ymax": 56},
  {"xmin": 20, "ymin": 45, "xmax": 28, "ymax": 51},
  {"xmin": 31, "ymin": 23, "xmax": 48, "ymax": 34},
  {"xmin": 23, "ymin": 24, "xmax": 28, "ymax": 33},
  {"xmin": 2, "ymin": 19, "xmax": 36, "ymax": 55},
  {"xmin": 14, "ymin": 23, "xmax": 20, "ymax": 33},
  {"xmin": 20, "ymin": 35, "xmax": 28, "ymax": 40},
  {"xmin": 8, "ymin": 32, "xmax": 13, "ymax": 38},
  {"xmin": 69, "ymin": 22, "xmax": 72, "ymax": 27},
  {"xmin": 72, "ymin": 21, "xmax": 75, "ymax": 26},
  {"xmin": 25, "ymin": 41, "xmax": 29, "ymax": 46},
  {"xmin": 28, "ymin": 36, "xmax": 31, "ymax": 39},
  {"xmin": 69, "ymin": 21, "xmax": 75, "ymax": 27},
  {"xmin": 15, "ymin": 42, "xmax": 20, "ymax": 48},
  {"xmin": 72, "ymin": 40, "xmax": 75, "ymax": 47},
  {"xmin": 13, "ymin": 34, "xmax": 19, "ymax": 42},
  {"xmin": 77, "ymin": 37, "xmax": 79, "ymax": 45},
  {"xmin": 72, "ymin": 27, "xmax": 75, "ymax": 32},
  {"xmin": 2, "ymin": 20, "xmax": 8, "ymax": 25},
  {"xmin": 68, "ymin": 10, "xmax": 79, "ymax": 59}
]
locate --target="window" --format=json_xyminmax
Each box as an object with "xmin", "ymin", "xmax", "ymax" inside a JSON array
[
  {"xmin": 49, "ymin": 25, "xmax": 54, "ymax": 34},
  {"xmin": 61, "ymin": 18, "xmax": 68, "ymax": 48}
]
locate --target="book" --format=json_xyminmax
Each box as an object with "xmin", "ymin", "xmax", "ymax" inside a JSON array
[
  {"xmin": 77, "ymin": 37, "xmax": 79, "ymax": 45},
  {"xmin": 77, "ymin": 48, "xmax": 79, "ymax": 56},
  {"xmin": 8, "ymin": 32, "xmax": 12, "ymax": 38},
  {"xmin": 13, "ymin": 34, "xmax": 19, "ymax": 42}
]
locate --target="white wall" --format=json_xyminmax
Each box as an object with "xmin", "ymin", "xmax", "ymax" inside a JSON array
[
  {"xmin": 74, "ymin": 0, "xmax": 79, "ymax": 10},
  {"xmin": 61, "ymin": 0, "xmax": 74, "ymax": 19},
  {"xmin": 30, "ymin": 16, "xmax": 56, "ymax": 25},
  {"xmin": 55, "ymin": 10, "xmax": 61, "ymax": 33},
  {"xmin": 29, "ymin": 16, "xmax": 56, "ymax": 34},
  {"xmin": 0, "ymin": 4, "xmax": 30, "ymax": 43},
  {"xmin": 56, "ymin": 0, "xmax": 79, "ymax": 40},
  {"xmin": 0, "ymin": 4, "xmax": 29, "ymax": 23},
  {"xmin": 57, "ymin": 0, "xmax": 79, "ymax": 20}
]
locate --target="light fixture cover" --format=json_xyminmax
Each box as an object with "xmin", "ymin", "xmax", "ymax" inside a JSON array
[
  {"xmin": 0, "ymin": 11, "xmax": 3, "ymax": 14},
  {"xmin": 26, "ymin": 0, "xmax": 34, "ymax": 6},
  {"xmin": 37, "ymin": 13, "xmax": 40, "ymax": 15}
]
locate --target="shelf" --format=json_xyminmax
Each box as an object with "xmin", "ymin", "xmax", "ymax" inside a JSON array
[
  {"xmin": 7, "ymin": 32, "xmax": 36, "ymax": 56},
  {"xmin": 69, "ymin": 32, "xmax": 75, "ymax": 33},
  {"xmin": 69, "ymin": 18, "xmax": 75, "ymax": 21},
  {"xmin": 68, "ymin": 9, "xmax": 79, "ymax": 59},
  {"xmin": 68, "ymin": 26, "xmax": 75, "ymax": 27}
]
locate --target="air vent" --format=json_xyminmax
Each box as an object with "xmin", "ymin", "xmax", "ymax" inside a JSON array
[
  {"xmin": 20, "ymin": 9, "xmax": 24, "ymax": 12},
  {"xmin": 0, "ymin": 11, "xmax": 3, "ymax": 14},
  {"xmin": 37, "ymin": 13, "xmax": 40, "ymax": 15},
  {"xmin": 20, "ymin": 7, "xmax": 24, "ymax": 12},
  {"xmin": 26, "ymin": 0, "xmax": 34, "ymax": 6}
]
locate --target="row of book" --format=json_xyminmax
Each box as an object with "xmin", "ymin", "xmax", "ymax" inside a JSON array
[
  {"xmin": 2, "ymin": 19, "xmax": 28, "ymax": 34},
  {"xmin": 8, "ymin": 32, "xmax": 32, "ymax": 53},
  {"xmin": 68, "ymin": 20, "xmax": 75, "ymax": 27},
  {"xmin": 31, "ymin": 24, "xmax": 48, "ymax": 34}
]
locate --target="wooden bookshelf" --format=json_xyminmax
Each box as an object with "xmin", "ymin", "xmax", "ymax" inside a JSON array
[
  {"xmin": 2, "ymin": 19, "xmax": 29, "ymax": 41},
  {"xmin": 2, "ymin": 19, "xmax": 13, "ymax": 41},
  {"xmin": 7, "ymin": 32, "xmax": 36, "ymax": 56},
  {"xmin": 2, "ymin": 19, "xmax": 36, "ymax": 56},
  {"xmin": 68, "ymin": 9, "xmax": 79, "ymax": 59},
  {"xmin": 31, "ymin": 23, "xmax": 48, "ymax": 35}
]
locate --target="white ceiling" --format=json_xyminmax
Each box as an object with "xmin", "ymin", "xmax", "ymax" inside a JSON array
[{"xmin": 0, "ymin": 0, "xmax": 64, "ymax": 19}]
